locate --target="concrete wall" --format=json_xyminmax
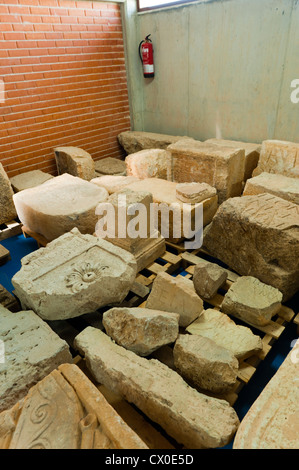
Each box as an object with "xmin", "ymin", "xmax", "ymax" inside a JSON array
[{"xmin": 124, "ymin": 0, "xmax": 299, "ymax": 143}]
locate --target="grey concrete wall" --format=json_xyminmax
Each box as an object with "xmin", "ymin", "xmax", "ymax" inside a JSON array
[{"xmin": 124, "ymin": 0, "xmax": 299, "ymax": 143}]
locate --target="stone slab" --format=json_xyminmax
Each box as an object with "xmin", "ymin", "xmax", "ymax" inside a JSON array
[
  {"xmin": 243, "ymin": 172, "xmax": 299, "ymax": 205},
  {"xmin": 193, "ymin": 261, "xmax": 227, "ymax": 299},
  {"xmin": 203, "ymin": 193, "xmax": 299, "ymax": 300},
  {"xmin": 94, "ymin": 157, "xmax": 126, "ymax": 176},
  {"xmin": 169, "ymin": 140, "xmax": 245, "ymax": 204},
  {"xmin": 0, "ymin": 364, "xmax": 148, "ymax": 449},
  {"xmin": 12, "ymin": 228, "xmax": 137, "ymax": 321},
  {"xmin": 13, "ymin": 173, "xmax": 108, "ymax": 242},
  {"xmin": 176, "ymin": 182, "xmax": 217, "ymax": 203},
  {"xmin": 118, "ymin": 130, "xmax": 192, "ymax": 154},
  {"xmin": 0, "ymin": 305, "xmax": 72, "ymax": 413},
  {"xmin": 74, "ymin": 327, "xmax": 240, "ymax": 449},
  {"xmin": 10, "ymin": 170, "xmax": 54, "ymax": 193},
  {"xmin": 186, "ymin": 309, "xmax": 263, "ymax": 360},
  {"xmin": 90, "ymin": 175, "xmax": 140, "ymax": 194},
  {"xmin": 233, "ymin": 348, "xmax": 299, "ymax": 449},
  {"xmin": 252, "ymin": 140, "xmax": 299, "ymax": 179}
]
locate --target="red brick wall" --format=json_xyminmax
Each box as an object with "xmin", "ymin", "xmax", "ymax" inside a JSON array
[{"xmin": 0, "ymin": 0, "xmax": 131, "ymax": 178}]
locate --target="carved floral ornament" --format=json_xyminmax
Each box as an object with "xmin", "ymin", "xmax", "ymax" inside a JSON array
[{"xmin": 65, "ymin": 262, "xmax": 109, "ymax": 293}]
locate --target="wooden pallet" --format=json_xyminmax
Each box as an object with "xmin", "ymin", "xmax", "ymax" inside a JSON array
[{"xmin": 0, "ymin": 219, "xmax": 23, "ymax": 241}]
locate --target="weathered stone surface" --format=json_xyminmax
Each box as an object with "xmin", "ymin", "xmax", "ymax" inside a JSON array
[
  {"xmin": 205, "ymin": 138, "xmax": 261, "ymax": 181},
  {"xmin": 0, "ymin": 305, "xmax": 72, "ymax": 413},
  {"xmin": 173, "ymin": 334, "xmax": 239, "ymax": 394},
  {"xmin": 126, "ymin": 177, "xmax": 218, "ymax": 242},
  {"xmin": 233, "ymin": 348, "xmax": 299, "ymax": 449},
  {"xmin": 221, "ymin": 276, "xmax": 282, "ymax": 327},
  {"xmin": 0, "ymin": 284, "xmax": 20, "ymax": 312},
  {"xmin": 193, "ymin": 261, "xmax": 227, "ymax": 299},
  {"xmin": 186, "ymin": 309, "xmax": 263, "ymax": 360},
  {"xmin": 10, "ymin": 170, "xmax": 54, "ymax": 193},
  {"xmin": 94, "ymin": 157, "xmax": 126, "ymax": 177},
  {"xmin": 243, "ymin": 172, "xmax": 299, "ymax": 205},
  {"xmin": 12, "ymin": 228, "xmax": 137, "ymax": 321},
  {"xmin": 169, "ymin": 140, "xmax": 245, "ymax": 203},
  {"xmin": 0, "ymin": 163, "xmax": 17, "ymax": 225},
  {"xmin": 102, "ymin": 307, "xmax": 179, "ymax": 357},
  {"xmin": 0, "ymin": 244, "xmax": 10, "ymax": 266},
  {"xmin": 176, "ymin": 182, "xmax": 217, "ymax": 203},
  {"xmin": 118, "ymin": 130, "xmax": 192, "ymax": 154},
  {"xmin": 146, "ymin": 272, "xmax": 204, "ymax": 327},
  {"xmin": 54, "ymin": 146, "xmax": 95, "ymax": 181},
  {"xmin": 0, "ymin": 364, "xmax": 148, "ymax": 449},
  {"xmin": 126, "ymin": 149, "xmax": 172, "ymax": 181},
  {"xmin": 91, "ymin": 175, "xmax": 140, "ymax": 194},
  {"xmin": 203, "ymin": 193, "xmax": 299, "ymax": 300},
  {"xmin": 74, "ymin": 327, "xmax": 240, "ymax": 449},
  {"xmin": 96, "ymin": 188, "xmax": 166, "ymax": 272},
  {"xmin": 252, "ymin": 140, "xmax": 299, "ymax": 179},
  {"xmin": 13, "ymin": 174, "xmax": 108, "ymax": 242}
]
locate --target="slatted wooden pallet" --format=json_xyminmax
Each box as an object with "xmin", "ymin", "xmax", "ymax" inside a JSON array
[{"xmin": 0, "ymin": 219, "xmax": 23, "ymax": 241}]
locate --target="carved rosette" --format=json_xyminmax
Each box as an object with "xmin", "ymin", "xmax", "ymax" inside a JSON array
[{"xmin": 65, "ymin": 262, "xmax": 109, "ymax": 293}]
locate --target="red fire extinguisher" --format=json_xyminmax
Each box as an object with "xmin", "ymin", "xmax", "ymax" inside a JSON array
[{"xmin": 139, "ymin": 34, "xmax": 154, "ymax": 78}]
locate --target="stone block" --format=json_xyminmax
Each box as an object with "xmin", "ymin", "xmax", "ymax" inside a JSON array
[
  {"xmin": 12, "ymin": 228, "xmax": 137, "ymax": 321},
  {"xmin": 54, "ymin": 146, "xmax": 95, "ymax": 181},
  {"xmin": 0, "ymin": 305, "xmax": 72, "ymax": 413},
  {"xmin": 0, "ymin": 163, "xmax": 17, "ymax": 225},
  {"xmin": 243, "ymin": 172, "xmax": 299, "ymax": 205},
  {"xmin": 193, "ymin": 261, "xmax": 227, "ymax": 299},
  {"xmin": 118, "ymin": 130, "xmax": 192, "ymax": 154},
  {"xmin": 102, "ymin": 307, "xmax": 179, "ymax": 356},
  {"xmin": 253, "ymin": 140, "xmax": 299, "ymax": 179},
  {"xmin": 74, "ymin": 327, "xmax": 240, "ymax": 449},
  {"xmin": 13, "ymin": 174, "xmax": 108, "ymax": 242},
  {"xmin": 126, "ymin": 149, "xmax": 172, "ymax": 180},
  {"xmin": 203, "ymin": 193, "xmax": 299, "ymax": 300},
  {"xmin": 169, "ymin": 140, "xmax": 245, "ymax": 203},
  {"xmin": 186, "ymin": 308, "xmax": 263, "ymax": 360},
  {"xmin": 94, "ymin": 157, "xmax": 126, "ymax": 177},
  {"xmin": 146, "ymin": 272, "xmax": 204, "ymax": 327},
  {"xmin": 173, "ymin": 334, "xmax": 239, "ymax": 394},
  {"xmin": 90, "ymin": 175, "xmax": 140, "ymax": 194}
]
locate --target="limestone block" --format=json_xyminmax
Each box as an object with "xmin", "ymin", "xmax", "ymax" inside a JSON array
[
  {"xmin": 96, "ymin": 188, "xmax": 166, "ymax": 272},
  {"xmin": 203, "ymin": 193, "xmax": 299, "ymax": 300},
  {"xmin": 13, "ymin": 174, "xmax": 108, "ymax": 242},
  {"xmin": 0, "ymin": 284, "xmax": 20, "ymax": 312},
  {"xmin": 252, "ymin": 140, "xmax": 299, "ymax": 179},
  {"xmin": 90, "ymin": 175, "xmax": 140, "ymax": 194},
  {"xmin": 102, "ymin": 307, "xmax": 179, "ymax": 356},
  {"xmin": 186, "ymin": 309, "xmax": 263, "ymax": 360},
  {"xmin": 0, "ymin": 305, "xmax": 72, "ymax": 413},
  {"xmin": 205, "ymin": 138, "xmax": 261, "ymax": 181},
  {"xmin": 54, "ymin": 146, "xmax": 95, "ymax": 181},
  {"xmin": 146, "ymin": 272, "xmax": 204, "ymax": 327},
  {"xmin": 12, "ymin": 228, "xmax": 137, "ymax": 321},
  {"xmin": 126, "ymin": 149, "xmax": 172, "ymax": 180},
  {"xmin": 176, "ymin": 182, "xmax": 217, "ymax": 203},
  {"xmin": 0, "ymin": 163, "xmax": 17, "ymax": 225},
  {"xmin": 0, "ymin": 364, "xmax": 148, "ymax": 449},
  {"xmin": 221, "ymin": 276, "xmax": 282, "ymax": 327},
  {"xmin": 74, "ymin": 327, "xmax": 240, "ymax": 449},
  {"xmin": 233, "ymin": 349, "xmax": 299, "ymax": 449},
  {"xmin": 193, "ymin": 261, "xmax": 227, "ymax": 299},
  {"xmin": 173, "ymin": 334, "xmax": 239, "ymax": 394},
  {"xmin": 243, "ymin": 172, "xmax": 299, "ymax": 205},
  {"xmin": 94, "ymin": 157, "xmax": 126, "ymax": 177},
  {"xmin": 126, "ymin": 177, "xmax": 218, "ymax": 242},
  {"xmin": 118, "ymin": 130, "xmax": 192, "ymax": 154},
  {"xmin": 169, "ymin": 140, "xmax": 245, "ymax": 204},
  {"xmin": 10, "ymin": 170, "xmax": 54, "ymax": 193}
]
